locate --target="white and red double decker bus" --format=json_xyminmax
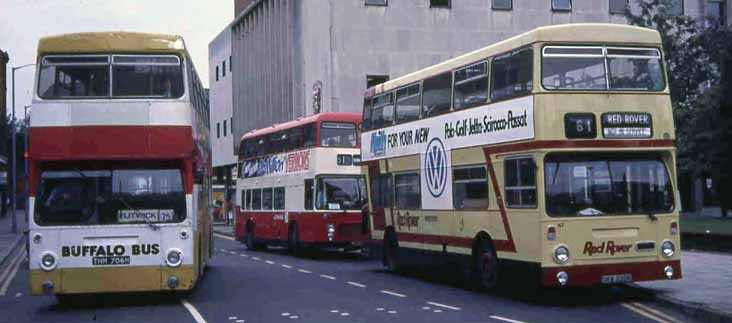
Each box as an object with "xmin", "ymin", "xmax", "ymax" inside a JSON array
[
  {"xmin": 27, "ymin": 32, "xmax": 213, "ymax": 298},
  {"xmin": 235, "ymin": 113, "xmax": 368, "ymax": 254}
]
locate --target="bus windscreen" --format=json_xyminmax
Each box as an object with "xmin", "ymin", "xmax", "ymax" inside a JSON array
[
  {"xmin": 315, "ymin": 176, "xmax": 366, "ymax": 211},
  {"xmin": 544, "ymin": 154, "xmax": 674, "ymax": 217},
  {"xmin": 34, "ymin": 169, "xmax": 186, "ymax": 226}
]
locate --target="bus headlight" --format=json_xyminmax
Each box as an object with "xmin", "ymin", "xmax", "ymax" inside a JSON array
[
  {"xmin": 166, "ymin": 249, "xmax": 183, "ymax": 267},
  {"xmin": 554, "ymin": 246, "xmax": 570, "ymax": 264},
  {"xmin": 40, "ymin": 252, "xmax": 57, "ymax": 271},
  {"xmin": 661, "ymin": 241, "xmax": 675, "ymax": 258}
]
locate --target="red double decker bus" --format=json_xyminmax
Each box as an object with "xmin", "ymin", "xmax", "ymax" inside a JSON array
[{"xmin": 235, "ymin": 112, "xmax": 368, "ymax": 254}]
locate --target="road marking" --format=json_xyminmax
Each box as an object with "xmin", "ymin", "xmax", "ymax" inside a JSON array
[
  {"xmin": 0, "ymin": 250, "xmax": 23, "ymax": 290},
  {"xmin": 229, "ymin": 251, "xmax": 237, "ymax": 255},
  {"xmin": 348, "ymin": 281, "xmax": 366, "ymax": 288},
  {"xmin": 426, "ymin": 301, "xmax": 461, "ymax": 311},
  {"xmin": 281, "ymin": 313, "xmax": 290, "ymax": 316},
  {"xmin": 376, "ymin": 308, "xmax": 385, "ymax": 311},
  {"xmin": 239, "ymin": 254, "xmax": 248, "ymax": 257},
  {"xmin": 14, "ymin": 292, "xmax": 22, "ymax": 298},
  {"xmin": 298, "ymin": 269, "xmax": 312, "ymax": 274},
  {"xmin": 180, "ymin": 299, "xmax": 208, "ymax": 323},
  {"xmin": 340, "ymin": 313, "xmax": 350, "ymax": 316},
  {"xmin": 330, "ymin": 310, "xmax": 339, "ymax": 313},
  {"xmin": 621, "ymin": 303, "xmax": 673, "ymax": 323},
  {"xmin": 252, "ymin": 257, "xmax": 261, "ymax": 261},
  {"xmin": 630, "ymin": 302, "xmax": 680, "ymax": 323},
  {"xmin": 214, "ymin": 233, "xmax": 235, "ymax": 241},
  {"xmin": 422, "ymin": 306, "xmax": 431, "ymax": 310},
  {"xmin": 265, "ymin": 260, "xmax": 275, "ymax": 265},
  {"xmin": 228, "ymin": 317, "xmax": 237, "ymax": 320},
  {"xmin": 490, "ymin": 315, "xmax": 526, "ymax": 323},
  {"xmin": 235, "ymin": 320, "xmax": 245, "ymax": 323},
  {"xmin": 0, "ymin": 252, "xmax": 24, "ymax": 296},
  {"xmin": 387, "ymin": 310, "xmax": 397, "ymax": 314},
  {"xmin": 281, "ymin": 264, "xmax": 293, "ymax": 269},
  {"xmin": 289, "ymin": 316, "xmax": 299, "ymax": 319},
  {"xmin": 380, "ymin": 290, "xmax": 406, "ymax": 298},
  {"xmin": 433, "ymin": 309, "xmax": 442, "ymax": 313},
  {"xmin": 320, "ymin": 274, "xmax": 336, "ymax": 280}
]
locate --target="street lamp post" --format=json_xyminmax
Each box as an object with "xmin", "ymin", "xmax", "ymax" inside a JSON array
[
  {"xmin": 24, "ymin": 105, "xmax": 31, "ymax": 224},
  {"xmin": 10, "ymin": 63, "xmax": 34, "ymax": 234}
]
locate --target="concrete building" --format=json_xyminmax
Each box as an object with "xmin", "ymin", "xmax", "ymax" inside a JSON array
[
  {"xmin": 228, "ymin": 0, "xmax": 726, "ymax": 152},
  {"xmin": 209, "ymin": 26, "xmax": 237, "ymax": 184}
]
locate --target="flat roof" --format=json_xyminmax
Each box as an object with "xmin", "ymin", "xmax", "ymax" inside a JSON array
[{"xmin": 37, "ymin": 32, "xmax": 186, "ymax": 57}]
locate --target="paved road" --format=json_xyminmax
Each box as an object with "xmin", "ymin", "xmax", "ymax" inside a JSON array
[{"xmin": 0, "ymin": 235, "xmax": 697, "ymax": 323}]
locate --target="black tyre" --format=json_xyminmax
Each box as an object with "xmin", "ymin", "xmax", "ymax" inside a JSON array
[
  {"xmin": 383, "ymin": 230, "xmax": 399, "ymax": 271},
  {"xmin": 288, "ymin": 224, "xmax": 300, "ymax": 256},
  {"xmin": 474, "ymin": 238, "xmax": 499, "ymax": 291}
]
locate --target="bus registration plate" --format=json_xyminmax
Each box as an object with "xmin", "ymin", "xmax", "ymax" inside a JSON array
[
  {"xmin": 92, "ymin": 256, "xmax": 131, "ymax": 266},
  {"xmin": 601, "ymin": 273, "xmax": 633, "ymax": 284}
]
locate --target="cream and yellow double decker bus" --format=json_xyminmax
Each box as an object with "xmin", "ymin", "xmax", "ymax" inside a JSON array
[
  {"xmin": 361, "ymin": 24, "xmax": 680, "ymax": 289},
  {"xmin": 27, "ymin": 32, "xmax": 213, "ymax": 299}
]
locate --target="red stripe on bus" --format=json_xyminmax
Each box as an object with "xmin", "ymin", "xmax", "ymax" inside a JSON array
[{"xmin": 29, "ymin": 126, "xmax": 194, "ymax": 160}]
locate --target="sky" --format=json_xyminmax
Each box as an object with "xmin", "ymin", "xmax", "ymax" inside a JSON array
[{"xmin": 0, "ymin": 0, "xmax": 233, "ymax": 118}]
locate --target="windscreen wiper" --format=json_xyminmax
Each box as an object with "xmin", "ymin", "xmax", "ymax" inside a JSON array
[{"xmin": 73, "ymin": 169, "xmax": 159, "ymax": 231}]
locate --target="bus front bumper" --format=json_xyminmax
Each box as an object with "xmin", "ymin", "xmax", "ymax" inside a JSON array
[
  {"xmin": 541, "ymin": 260, "xmax": 681, "ymax": 287},
  {"xmin": 30, "ymin": 265, "xmax": 196, "ymax": 295}
]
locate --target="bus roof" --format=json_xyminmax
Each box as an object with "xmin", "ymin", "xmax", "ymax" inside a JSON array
[
  {"xmin": 367, "ymin": 23, "xmax": 662, "ymax": 96},
  {"xmin": 37, "ymin": 32, "xmax": 186, "ymax": 57},
  {"xmin": 240, "ymin": 112, "xmax": 362, "ymax": 142}
]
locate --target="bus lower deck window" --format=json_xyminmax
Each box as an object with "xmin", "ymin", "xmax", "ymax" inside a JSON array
[{"xmin": 504, "ymin": 158, "xmax": 537, "ymax": 208}]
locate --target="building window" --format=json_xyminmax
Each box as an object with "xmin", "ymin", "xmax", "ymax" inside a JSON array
[
  {"xmin": 707, "ymin": 0, "xmax": 726, "ymax": 26},
  {"xmin": 491, "ymin": 47, "xmax": 533, "ymax": 101},
  {"xmin": 430, "ymin": 0, "xmax": 451, "ymax": 8},
  {"xmin": 505, "ymin": 157, "xmax": 537, "ymax": 208},
  {"xmin": 492, "ymin": 0, "xmax": 512, "ymax": 10},
  {"xmin": 395, "ymin": 173, "xmax": 420, "ymax": 209},
  {"xmin": 395, "ymin": 84, "xmax": 421, "ymax": 124},
  {"xmin": 224, "ymin": 120, "xmax": 228, "ymax": 137},
  {"xmin": 422, "ymin": 72, "xmax": 453, "ymax": 117},
  {"xmin": 453, "ymin": 166, "xmax": 489, "ymax": 209},
  {"xmin": 367, "ymin": 75, "xmax": 389, "ymax": 89},
  {"xmin": 217, "ymin": 122, "xmax": 221, "ymax": 138},
  {"xmin": 365, "ymin": 0, "xmax": 387, "ymax": 6},
  {"xmin": 453, "ymin": 61, "xmax": 489, "ymax": 110},
  {"xmin": 216, "ymin": 66, "xmax": 219, "ymax": 81},
  {"xmin": 667, "ymin": 0, "xmax": 684, "ymax": 15},
  {"xmin": 552, "ymin": 0, "xmax": 572, "ymax": 11},
  {"xmin": 274, "ymin": 187, "xmax": 285, "ymax": 210},
  {"xmin": 609, "ymin": 0, "xmax": 627, "ymax": 14},
  {"xmin": 222, "ymin": 60, "xmax": 226, "ymax": 77},
  {"xmin": 304, "ymin": 179, "xmax": 314, "ymax": 210}
]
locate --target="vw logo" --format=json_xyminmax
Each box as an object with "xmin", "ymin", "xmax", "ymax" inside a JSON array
[{"xmin": 425, "ymin": 137, "xmax": 447, "ymax": 198}]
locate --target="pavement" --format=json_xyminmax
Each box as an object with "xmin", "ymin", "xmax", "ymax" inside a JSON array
[
  {"xmin": 635, "ymin": 251, "xmax": 732, "ymax": 323},
  {"xmin": 0, "ymin": 210, "xmax": 26, "ymax": 268},
  {"xmin": 0, "ymin": 234, "xmax": 699, "ymax": 323}
]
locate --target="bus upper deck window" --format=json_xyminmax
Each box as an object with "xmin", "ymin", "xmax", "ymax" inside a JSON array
[
  {"xmin": 320, "ymin": 122, "xmax": 357, "ymax": 148},
  {"xmin": 371, "ymin": 93, "xmax": 395, "ymax": 129},
  {"xmin": 395, "ymin": 84, "xmax": 421, "ymax": 124},
  {"xmin": 491, "ymin": 48, "xmax": 533, "ymax": 101},
  {"xmin": 112, "ymin": 55, "xmax": 184, "ymax": 98},
  {"xmin": 542, "ymin": 46, "xmax": 605, "ymax": 90},
  {"xmin": 38, "ymin": 55, "xmax": 110, "ymax": 99},
  {"xmin": 454, "ymin": 62, "xmax": 488, "ymax": 110},
  {"xmin": 422, "ymin": 72, "xmax": 452, "ymax": 117}
]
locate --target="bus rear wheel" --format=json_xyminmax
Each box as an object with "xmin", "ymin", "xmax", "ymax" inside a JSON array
[
  {"xmin": 383, "ymin": 230, "xmax": 399, "ymax": 271},
  {"xmin": 474, "ymin": 238, "xmax": 499, "ymax": 291}
]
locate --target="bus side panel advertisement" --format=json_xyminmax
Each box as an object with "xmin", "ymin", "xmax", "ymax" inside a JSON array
[{"xmin": 361, "ymin": 96, "xmax": 535, "ymax": 162}]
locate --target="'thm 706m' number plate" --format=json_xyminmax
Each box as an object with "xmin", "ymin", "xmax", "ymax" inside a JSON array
[
  {"xmin": 601, "ymin": 273, "xmax": 633, "ymax": 284},
  {"xmin": 92, "ymin": 256, "xmax": 131, "ymax": 266}
]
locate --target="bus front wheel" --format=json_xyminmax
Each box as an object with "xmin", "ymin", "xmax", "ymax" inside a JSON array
[{"xmin": 474, "ymin": 237, "xmax": 499, "ymax": 291}]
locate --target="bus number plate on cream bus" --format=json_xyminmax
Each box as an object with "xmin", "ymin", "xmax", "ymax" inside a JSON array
[
  {"xmin": 601, "ymin": 273, "xmax": 632, "ymax": 284},
  {"xmin": 92, "ymin": 256, "xmax": 131, "ymax": 266}
]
